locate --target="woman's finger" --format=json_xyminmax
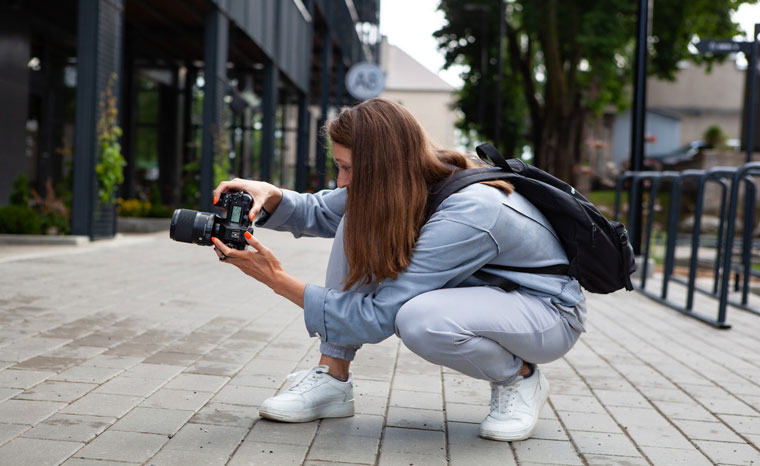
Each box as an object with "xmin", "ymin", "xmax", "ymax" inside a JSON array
[
  {"xmin": 243, "ymin": 232, "xmax": 271, "ymax": 256},
  {"xmin": 211, "ymin": 238, "xmax": 240, "ymax": 259}
]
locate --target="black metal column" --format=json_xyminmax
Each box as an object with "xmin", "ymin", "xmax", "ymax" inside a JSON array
[
  {"xmin": 200, "ymin": 0, "xmax": 228, "ymax": 211},
  {"xmin": 627, "ymin": 0, "xmax": 650, "ymax": 253},
  {"xmin": 261, "ymin": 61, "xmax": 279, "ymax": 182},
  {"xmin": 241, "ymin": 74, "xmax": 254, "ymax": 178},
  {"xmin": 296, "ymin": 94, "xmax": 311, "ymax": 192},
  {"xmin": 494, "ymin": 0, "xmax": 505, "ymax": 149},
  {"xmin": 336, "ymin": 59, "xmax": 345, "ymax": 108},
  {"xmin": 72, "ymin": 0, "xmax": 124, "ymax": 238},
  {"xmin": 316, "ymin": 28, "xmax": 332, "ymax": 190},
  {"xmin": 745, "ymin": 24, "xmax": 759, "ymax": 164}
]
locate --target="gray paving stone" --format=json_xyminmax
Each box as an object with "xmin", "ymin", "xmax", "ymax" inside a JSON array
[
  {"xmin": 386, "ymin": 406, "xmax": 444, "ymax": 431},
  {"xmin": 307, "ymin": 430, "xmax": 380, "ymax": 464},
  {"xmin": 20, "ymin": 413, "xmax": 113, "ymax": 442},
  {"xmin": 390, "ymin": 388, "xmax": 443, "ymax": 411},
  {"xmin": 228, "ymin": 440, "xmax": 308, "ymax": 465},
  {"xmin": 671, "ymin": 418, "xmax": 745, "ymax": 442},
  {"xmin": 584, "ymin": 454, "xmax": 650, "ymax": 465},
  {"xmin": 0, "ymin": 369, "xmax": 55, "ymax": 389},
  {"xmin": 549, "ymin": 394, "xmax": 606, "ymax": 414},
  {"xmin": 0, "ymin": 437, "xmax": 83, "ymax": 466},
  {"xmin": 246, "ymin": 418, "xmax": 318, "ymax": 445},
  {"xmin": 145, "ymin": 449, "xmax": 229, "ymax": 466},
  {"xmin": 79, "ymin": 354, "xmax": 143, "ymax": 369},
  {"xmin": 445, "ymin": 401, "xmax": 486, "ymax": 424},
  {"xmin": 163, "ymin": 373, "xmax": 229, "ymax": 392},
  {"xmin": 593, "ymin": 389, "xmax": 650, "ymax": 408},
  {"xmin": 210, "ymin": 384, "xmax": 276, "ymax": 406},
  {"xmin": 718, "ymin": 414, "xmax": 760, "ymax": 435},
  {"xmin": 532, "ymin": 418, "xmax": 570, "ymax": 441},
  {"xmin": 557, "ymin": 410, "xmax": 622, "ymax": 433},
  {"xmin": 0, "ymin": 387, "xmax": 21, "ymax": 403},
  {"xmin": 141, "ymin": 388, "xmax": 214, "ymax": 411},
  {"xmin": 318, "ymin": 414, "xmax": 385, "ymax": 439},
  {"xmin": 51, "ymin": 366, "xmax": 124, "ymax": 384},
  {"xmin": 15, "ymin": 381, "xmax": 96, "ymax": 402},
  {"xmin": 61, "ymin": 458, "xmax": 140, "ymax": 466},
  {"xmin": 652, "ymin": 400, "xmax": 717, "ymax": 421},
  {"xmin": 162, "ymin": 423, "xmax": 248, "ymax": 454},
  {"xmin": 123, "ymin": 363, "xmax": 184, "ymax": 380},
  {"xmin": 511, "ymin": 438, "xmax": 583, "ymax": 465},
  {"xmin": 0, "ymin": 422, "xmax": 30, "ymax": 445},
  {"xmin": 0, "ymin": 399, "xmax": 64, "ymax": 425},
  {"xmin": 111, "ymin": 407, "xmax": 193, "ymax": 435},
  {"xmin": 184, "ymin": 360, "xmax": 244, "ymax": 377},
  {"xmin": 93, "ymin": 376, "xmax": 167, "ymax": 397},
  {"xmin": 639, "ymin": 445, "xmax": 714, "ymax": 465},
  {"xmin": 569, "ymin": 430, "xmax": 641, "ymax": 457},
  {"xmin": 190, "ymin": 402, "xmax": 259, "ymax": 428},
  {"xmin": 61, "ymin": 393, "xmax": 142, "ymax": 418},
  {"xmin": 74, "ymin": 430, "xmax": 167, "ymax": 463},
  {"xmin": 378, "ymin": 427, "xmax": 446, "ymax": 465},
  {"xmin": 446, "ymin": 421, "xmax": 516, "ymax": 466},
  {"xmin": 692, "ymin": 439, "xmax": 760, "ymax": 465},
  {"xmin": 354, "ymin": 394, "xmax": 388, "ymax": 416},
  {"xmin": 352, "ymin": 378, "xmax": 391, "ymax": 398}
]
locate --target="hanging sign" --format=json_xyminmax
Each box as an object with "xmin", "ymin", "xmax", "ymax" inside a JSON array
[{"xmin": 345, "ymin": 62, "xmax": 386, "ymax": 101}]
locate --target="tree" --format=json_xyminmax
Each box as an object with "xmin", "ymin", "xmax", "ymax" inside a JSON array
[{"xmin": 435, "ymin": 0, "xmax": 755, "ymax": 183}]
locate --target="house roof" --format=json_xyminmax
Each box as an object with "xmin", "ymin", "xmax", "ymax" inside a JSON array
[{"xmin": 380, "ymin": 38, "xmax": 454, "ymax": 92}]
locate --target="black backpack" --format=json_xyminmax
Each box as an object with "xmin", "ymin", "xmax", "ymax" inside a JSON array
[{"xmin": 427, "ymin": 143, "xmax": 636, "ymax": 294}]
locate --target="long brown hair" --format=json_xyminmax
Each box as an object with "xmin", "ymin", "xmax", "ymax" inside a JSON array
[{"xmin": 328, "ymin": 98, "xmax": 512, "ymax": 289}]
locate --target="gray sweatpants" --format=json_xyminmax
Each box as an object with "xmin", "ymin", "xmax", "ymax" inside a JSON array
[{"xmin": 394, "ymin": 286, "xmax": 582, "ymax": 385}]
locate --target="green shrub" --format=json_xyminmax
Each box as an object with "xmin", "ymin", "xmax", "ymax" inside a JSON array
[
  {"xmin": 10, "ymin": 174, "xmax": 32, "ymax": 207},
  {"xmin": 40, "ymin": 212, "xmax": 71, "ymax": 235},
  {"xmin": 0, "ymin": 205, "xmax": 42, "ymax": 234}
]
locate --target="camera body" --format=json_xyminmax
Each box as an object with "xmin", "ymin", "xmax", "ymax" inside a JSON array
[{"xmin": 169, "ymin": 191, "xmax": 253, "ymax": 250}]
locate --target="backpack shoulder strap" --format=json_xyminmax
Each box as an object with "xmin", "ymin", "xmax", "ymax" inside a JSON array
[{"xmin": 425, "ymin": 167, "xmax": 512, "ymax": 222}]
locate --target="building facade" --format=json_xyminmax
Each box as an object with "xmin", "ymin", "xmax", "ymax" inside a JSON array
[{"xmin": 0, "ymin": 0, "xmax": 380, "ymax": 238}]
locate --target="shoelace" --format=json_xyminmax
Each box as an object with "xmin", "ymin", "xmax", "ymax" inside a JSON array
[
  {"xmin": 490, "ymin": 384, "xmax": 518, "ymax": 415},
  {"xmin": 285, "ymin": 366, "xmax": 329, "ymax": 394}
]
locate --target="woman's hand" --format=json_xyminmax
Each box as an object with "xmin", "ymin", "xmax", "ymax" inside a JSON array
[
  {"xmin": 212, "ymin": 179, "xmax": 283, "ymax": 221},
  {"xmin": 212, "ymin": 233, "xmax": 306, "ymax": 308}
]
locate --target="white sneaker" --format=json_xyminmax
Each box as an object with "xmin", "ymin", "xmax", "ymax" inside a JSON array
[
  {"xmin": 479, "ymin": 367, "xmax": 549, "ymax": 441},
  {"xmin": 258, "ymin": 365, "xmax": 354, "ymax": 422}
]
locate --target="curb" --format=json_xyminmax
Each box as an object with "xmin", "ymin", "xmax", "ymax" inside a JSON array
[{"xmin": 0, "ymin": 234, "xmax": 90, "ymax": 246}]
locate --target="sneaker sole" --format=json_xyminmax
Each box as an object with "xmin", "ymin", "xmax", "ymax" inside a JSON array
[
  {"xmin": 259, "ymin": 400, "xmax": 355, "ymax": 423},
  {"xmin": 479, "ymin": 374, "xmax": 550, "ymax": 442}
]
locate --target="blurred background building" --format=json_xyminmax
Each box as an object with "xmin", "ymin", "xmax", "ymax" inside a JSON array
[
  {"xmin": 379, "ymin": 36, "xmax": 457, "ymax": 149},
  {"xmin": 0, "ymin": 0, "xmax": 380, "ymax": 238}
]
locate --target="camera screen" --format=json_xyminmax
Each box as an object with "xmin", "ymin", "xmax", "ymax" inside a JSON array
[{"xmin": 231, "ymin": 205, "xmax": 242, "ymax": 223}]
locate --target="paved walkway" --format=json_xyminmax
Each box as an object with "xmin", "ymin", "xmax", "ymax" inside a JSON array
[{"xmin": 0, "ymin": 229, "xmax": 759, "ymax": 466}]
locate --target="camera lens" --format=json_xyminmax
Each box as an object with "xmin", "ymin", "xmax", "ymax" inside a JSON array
[{"xmin": 170, "ymin": 209, "xmax": 215, "ymax": 246}]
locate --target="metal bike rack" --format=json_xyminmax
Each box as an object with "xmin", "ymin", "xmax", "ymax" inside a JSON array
[{"xmin": 615, "ymin": 162, "xmax": 760, "ymax": 329}]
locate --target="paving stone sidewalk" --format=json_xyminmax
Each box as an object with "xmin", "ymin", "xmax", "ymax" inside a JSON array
[{"xmin": 0, "ymin": 229, "xmax": 759, "ymax": 465}]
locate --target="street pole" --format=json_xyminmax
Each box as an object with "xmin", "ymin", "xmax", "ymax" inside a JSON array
[
  {"xmin": 494, "ymin": 0, "xmax": 505, "ymax": 150},
  {"xmin": 628, "ymin": 0, "xmax": 650, "ymax": 254},
  {"xmin": 746, "ymin": 23, "xmax": 759, "ymax": 164}
]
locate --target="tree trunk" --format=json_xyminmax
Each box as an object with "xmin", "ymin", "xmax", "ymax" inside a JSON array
[{"xmin": 535, "ymin": 104, "xmax": 585, "ymax": 184}]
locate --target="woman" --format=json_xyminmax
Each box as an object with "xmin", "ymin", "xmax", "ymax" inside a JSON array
[{"xmin": 210, "ymin": 98, "xmax": 586, "ymax": 441}]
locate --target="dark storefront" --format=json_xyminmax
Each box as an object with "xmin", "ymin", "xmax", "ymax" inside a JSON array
[{"xmin": 0, "ymin": 0, "xmax": 380, "ymax": 238}]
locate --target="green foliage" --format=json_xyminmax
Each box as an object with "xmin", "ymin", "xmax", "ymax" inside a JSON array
[
  {"xmin": 703, "ymin": 125, "xmax": 727, "ymax": 148},
  {"xmin": 10, "ymin": 173, "xmax": 32, "ymax": 207},
  {"xmin": 95, "ymin": 73, "xmax": 126, "ymax": 204},
  {"xmin": 0, "ymin": 205, "xmax": 42, "ymax": 234},
  {"xmin": 435, "ymin": 0, "xmax": 755, "ymax": 180}
]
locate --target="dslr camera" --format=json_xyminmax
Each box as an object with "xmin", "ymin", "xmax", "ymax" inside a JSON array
[{"xmin": 170, "ymin": 191, "xmax": 253, "ymax": 250}]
